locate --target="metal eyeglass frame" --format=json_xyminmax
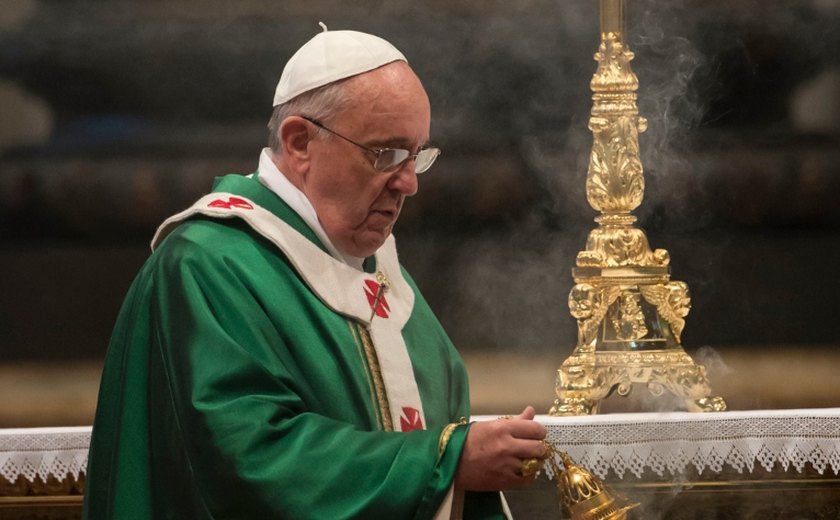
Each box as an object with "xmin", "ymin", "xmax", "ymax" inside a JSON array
[{"xmin": 301, "ymin": 115, "xmax": 441, "ymax": 174}]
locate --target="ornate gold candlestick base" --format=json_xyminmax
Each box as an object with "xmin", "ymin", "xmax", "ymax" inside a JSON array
[
  {"xmin": 551, "ymin": 263, "xmax": 726, "ymax": 415},
  {"xmin": 552, "ymin": 350, "xmax": 726, "ymax": 416},
  {"xmin": 550, "ymin": 0, "xmax": 725, "ymax": 415}
]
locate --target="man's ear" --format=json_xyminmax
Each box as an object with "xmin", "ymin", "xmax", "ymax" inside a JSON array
[{"xmin": 279, "ymin": 116, "xmax": 314, "ymax": 169}]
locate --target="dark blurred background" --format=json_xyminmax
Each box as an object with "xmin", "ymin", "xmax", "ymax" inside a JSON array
[{"xmin": 1, "ymin": 0, "xmax": 839, "ymax": 422}]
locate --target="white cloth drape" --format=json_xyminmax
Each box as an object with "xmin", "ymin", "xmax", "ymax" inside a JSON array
[
  {"xmin": 475, "ymin": 408, "xmax": 840, "ymax": 479},
  {"xmin": 0, "ymin": 426, "xmax": 90, "ymax": 483}
]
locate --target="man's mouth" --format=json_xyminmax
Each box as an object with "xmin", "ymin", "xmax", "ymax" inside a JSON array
[
  {"xmin": 366, "ymin": 207, "xmax": 399, "ymax": 229},
  {"xmin": 374, "ymin": 209, "xmax": 397, "ymax": 218}
]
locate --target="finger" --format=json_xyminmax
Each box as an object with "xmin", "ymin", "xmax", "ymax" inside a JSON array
[
  {"xmin": 504, "ymin": 418, "xmax": 547, "ymax": 441},
  {"xmin": 516, "ymin": 405, "xmax": 536, "ymax": 421},
  {"xmin": 508, "ymin": 437, "xmax": 551, "ymax": 459},
  {"xmin": 518, "ymin": 457, "xmax": 543, "ymax": 478},
  {"xmin": 496, "ymin": 454, "xmax": 534, "ymax": 488}
]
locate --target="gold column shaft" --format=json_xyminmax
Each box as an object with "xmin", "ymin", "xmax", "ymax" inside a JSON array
[{"xmin": 600, "ymin": 0, "xmax": 624, "ymax": 39}]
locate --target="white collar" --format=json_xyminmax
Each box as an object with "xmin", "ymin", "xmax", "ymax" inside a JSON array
[{"xmin": 256, "ymin": 148, "xmax": 365, "ymax": 270}]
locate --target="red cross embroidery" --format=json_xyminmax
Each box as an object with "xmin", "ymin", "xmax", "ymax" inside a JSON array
[
  {"xmin": 363, "ymin": 279, "xmax": 390, "ymax": 319},
  {"xmin": 400, "ymin": 406, "xmax": 424, "ymax": 432},
  {"xmin": 208, "ymin": 197, "xmax": 254, "ymax": 210}
]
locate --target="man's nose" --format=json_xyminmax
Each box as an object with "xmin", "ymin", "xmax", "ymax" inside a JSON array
[{"xmin": 387, "ymin": 160, "xmax": 419, "ymax": 196}]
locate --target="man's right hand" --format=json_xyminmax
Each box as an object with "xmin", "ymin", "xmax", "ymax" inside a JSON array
[{"xmin": 454, "ymin": 406, "xmax": 548, "ymax": 491}]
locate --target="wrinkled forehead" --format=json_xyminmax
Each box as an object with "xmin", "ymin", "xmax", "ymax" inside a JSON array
[
  {"xmin": 337, "ymin": 62, "xmax": 431, "ymax": 138},
  {"xmin": 341, "ymin": 62, "xmax": 431, "ymax": 119}
]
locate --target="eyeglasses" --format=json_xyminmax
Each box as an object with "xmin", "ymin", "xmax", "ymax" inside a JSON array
[{"xmin": 301, "ymin": 116, "xmax": 441, "ymax": 174}]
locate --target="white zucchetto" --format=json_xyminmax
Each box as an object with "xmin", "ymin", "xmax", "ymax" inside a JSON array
[{"xmin": 273, "ymin": 24, "xmax": 407, "ymax": 106}]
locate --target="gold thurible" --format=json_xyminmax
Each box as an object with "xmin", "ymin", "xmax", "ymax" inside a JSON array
[
  {"xmin": 550, "ymin": 0, "xmax": 726, "ymax": 415},
  {"xmin": 545, "ymin": 442, "xmax": 639, "ymax": 520}
]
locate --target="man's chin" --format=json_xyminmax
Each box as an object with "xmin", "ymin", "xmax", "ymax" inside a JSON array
[{"xmin": 349, "ymin": 228, "xmax": 392, "ymax": 258}]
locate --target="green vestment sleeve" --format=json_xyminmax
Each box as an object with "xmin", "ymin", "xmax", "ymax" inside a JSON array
[{"xmin": 83, "ymin": 175, "xmax": 506, "ymax": 519}]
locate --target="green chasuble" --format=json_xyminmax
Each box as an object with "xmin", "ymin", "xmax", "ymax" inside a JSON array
[{"xmin": 83, "ymin": 174, "xmax": 506, "ymax": 519}]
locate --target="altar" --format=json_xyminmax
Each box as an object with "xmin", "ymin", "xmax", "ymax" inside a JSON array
[
  {"xmin": 503, "ymin": 408, "xmax": 840, "ymax": 519},
  {"xmin": 0, "ymin": 427, "xmax": 87, "ymax": 519},
  {"xmin": 3, "ymin": 409, "xmax": 840, "ymax": 519}
]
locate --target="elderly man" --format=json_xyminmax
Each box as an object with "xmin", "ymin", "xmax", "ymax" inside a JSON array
[{"xmin": 83, "ymin": 27, "xmax": 546, "ymax": 519}]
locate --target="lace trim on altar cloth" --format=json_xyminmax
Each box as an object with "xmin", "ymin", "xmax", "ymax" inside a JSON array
[
  {"xmin": 4, "ymin": 409, "xmax": 840, "ymax": 484},
  {"xmin": 537, "ymin": 408, "xmax": 840, "ymax": 479},
  {"xmin": 0, "ymin": 427, "xmax": 90, "ymax": 483}
]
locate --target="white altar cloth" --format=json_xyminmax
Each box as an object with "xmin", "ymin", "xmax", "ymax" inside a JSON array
[
  {"xmin": 476, "ymin": 408, "xmax": 840, "ymax": 480},
  {"xmin": 0, "ymin": 426, "xmax": 90, "ymax": 484},
  {"xmin": 3, "ymin": 409, "xmax": 840, "ymax": 485}
]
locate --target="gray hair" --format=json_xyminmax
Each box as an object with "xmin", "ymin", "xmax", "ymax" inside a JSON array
[{"xmin": 267, "ymin": 80, "xmax": 352, "ymax": 154}]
